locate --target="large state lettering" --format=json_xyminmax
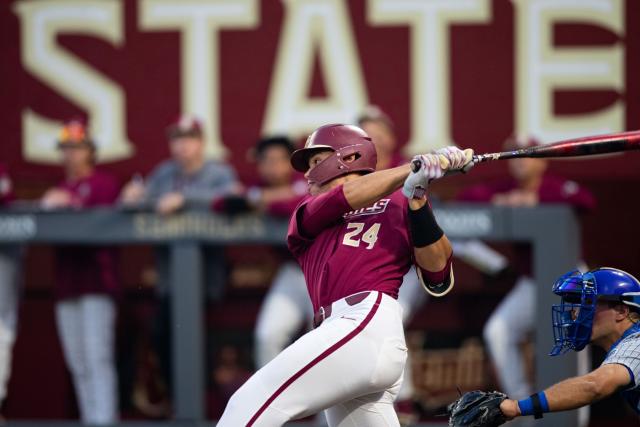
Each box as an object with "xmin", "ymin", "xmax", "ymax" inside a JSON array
[
  {"xmin": 140, "ymin": 0, "xmax": 258, "ymax": 159},
  {"xmin": 8, "ymin": 0, "xmax": 634, "ymax": 174},
  {"xmin": 14, "ymin": 0, "xmax": 133, "ymax": 163},
  {"xmin": 368, "ymin": 0, "xmax": 490, "ymax": 154},
  {"xmin": 514, "ymin": 0, "xmax": 624, "ymax": 142},
  {"xmin": 262, "ymin": 0, "xmax": 368, "ymax": 137}
]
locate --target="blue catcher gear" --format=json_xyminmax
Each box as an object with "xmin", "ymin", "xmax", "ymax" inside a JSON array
[{"xmin": 550, "ymin": 267, "xmax": 640, "ymax": 356}]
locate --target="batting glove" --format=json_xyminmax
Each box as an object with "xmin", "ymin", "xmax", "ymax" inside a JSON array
[
  {"xmin": 435, "ymin": 146, "xmax": 474, "ymax": 171},
  {"xmin": 402, "ymin": 154, "xmax": 444, "ymax": 199}
]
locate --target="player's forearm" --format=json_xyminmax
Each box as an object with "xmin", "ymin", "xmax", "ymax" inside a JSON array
[
  {"xmin": 414, "ymin": 235, "xmax": 452, "ymax": 271},
  {"xmin": 408, "ymin": 197, "xmax": 452, "ymax": 270},
  {"xmin": 505, "ymin": 375, "xmax": 614, "ymax": 419},
  {"xmin": 501, "ymin": 364, "xmax": 631, "ymax": 420},
  {"xmin": 543, "ymin": 378, "xmax": 604, "ymax": 411},
  {"xmin": 342, "ymin": 164, "xmax": 411, "ymax": 210}
]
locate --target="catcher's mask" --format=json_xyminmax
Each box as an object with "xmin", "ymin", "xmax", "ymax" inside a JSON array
[{"xmin": 550, "ymin": 267, "xmax": 640, "ymax": 356}]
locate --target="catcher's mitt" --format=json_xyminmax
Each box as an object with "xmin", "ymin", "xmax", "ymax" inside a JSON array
[{"xmin": 447, "ymin": 390, "xmax": 508, "ymax": 427}]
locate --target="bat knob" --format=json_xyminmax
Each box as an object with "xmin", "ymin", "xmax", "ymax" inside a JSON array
[{"xmin": 411, "ymin": 158, "xmax": 422, "ymax": 173}]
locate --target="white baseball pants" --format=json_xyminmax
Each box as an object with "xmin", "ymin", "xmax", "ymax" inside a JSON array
[
  {"xmin": 0, "ymin": 246, "xmax": 20, "ymax": 405},
  {"xmin": 55, "ymin": 294, "xmax": 118, "ymax": 424},
  {"xmin": 220, "ymin": 291, "xmax": 407, "ymax": 427},
  {"xmin": 483, "ymin": 276, "xmax": 535, "ymax": 398},
  {"xmin": 254, "ymin": 262, "xmax": 313, "ymax": 368},
  {"xmin": 255, "ymin": 264, "xmax": 424, "ymax": 405},
  {"xmin": 394, "ymin": 267, "xmax": 425, "ymax": 402}
]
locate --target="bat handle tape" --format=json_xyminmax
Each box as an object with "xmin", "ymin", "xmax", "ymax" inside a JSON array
[{"xmin": 410, "ymin": 154, "xmax": 482, "ymax": 173}]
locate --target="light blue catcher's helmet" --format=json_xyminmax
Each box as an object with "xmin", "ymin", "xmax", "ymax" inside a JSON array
[{"xmin": 550, "ymin": 267, "xmax": 640, "ymax": 356}]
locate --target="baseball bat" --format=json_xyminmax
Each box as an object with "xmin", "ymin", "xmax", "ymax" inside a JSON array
[{"xmin": 411, "ymin": 130, "xmax": 640, "ymax": 173}]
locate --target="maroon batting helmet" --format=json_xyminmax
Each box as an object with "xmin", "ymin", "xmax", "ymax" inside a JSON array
[{"xmin": 290, "ymin": 124, "xmax": 377, "ymax": 186}]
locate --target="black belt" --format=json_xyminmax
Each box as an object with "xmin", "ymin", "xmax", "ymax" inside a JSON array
[{"xmin": 313, "ymin": 291, "xmax": 371, "ymax": 328}]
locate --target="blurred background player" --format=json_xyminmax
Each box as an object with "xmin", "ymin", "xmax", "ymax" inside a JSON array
[
  {"xmin": 40, "ymin": 119, "xmax": 121, "ymax": 424},
  {"xmin": 242, "ymin": 136, "xmax": 310, "ymax": 368},
  {"xmin": 211, "ymin": 135, "xmax": 316, "ymax": 417},
  {"xmin": 357, "ymin": 105, "xmax": 405, "ymax": 170},
  {"xmin": 357, "ymin": 106, "xmax": 509, "ymax": 422},
  {"xmin": 0, "ymin": 164, "xmax": 20, "ymax": 420},
  {"xmin": 458, "ymin": 136, "xmax": 596, "ymax": 402},
  {"xmin": 499, "ymin": 267, "xmax": 640, "ymax": 420},
  {"xmin": 119, "ymin": 114, "xmax": 241, "ymax": 404},
  {"xmin": 120, "ymin": 114, "xmax": 241, "ymax": 213},
  {"xmin": 359, "ymin": 106, "xmax": 513, "ymax": 422}
]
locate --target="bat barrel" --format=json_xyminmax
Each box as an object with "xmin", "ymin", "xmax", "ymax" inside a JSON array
[
  {"xmin": 412, "ymin": 130, "xmax": 640, "ymax": 172},
  {"xmin": 476, "ymin": 130, "xmax": 640, "ymax": 163},
  {"xmin": 527, "ymin": 131, "xmax": 640, "ymax": 157}
]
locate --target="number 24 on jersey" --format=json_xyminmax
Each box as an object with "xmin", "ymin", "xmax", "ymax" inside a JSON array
[{"xmin": 342, "ymin": 222, "xmax": 380, "ymax": 249}]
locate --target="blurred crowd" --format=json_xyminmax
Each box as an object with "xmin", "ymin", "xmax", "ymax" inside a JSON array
[{"xmin": 0, "ymin": 108, "xmax": 596, "ymax": 425}]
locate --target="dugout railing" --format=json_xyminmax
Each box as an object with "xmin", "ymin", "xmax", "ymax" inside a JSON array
[{"xmin": 0, "ymin": 205, "xmax": 580, "ymax": 427}]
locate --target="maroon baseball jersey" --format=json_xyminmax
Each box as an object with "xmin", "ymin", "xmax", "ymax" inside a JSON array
[
  {"xmin": 458, "ymin": 174, "xmax": 596, "ymax": 212},
  {"xmin": 264, "ymin": 179, "xmax": 307, "ymax": 217},
  {"xmin": 458, "ymin": 174, "xmax": 595, "ymax": 275},
  {"xmin": 388, "ymin": 152, "xmax": 408, "ymax": 169},
  {"xmin": 54, "ymin": 170, "xmax": 120, "ymax": 300},
  {"xmin": 287, "ymin": 185, "xmax": 412, "ymax": 311}
]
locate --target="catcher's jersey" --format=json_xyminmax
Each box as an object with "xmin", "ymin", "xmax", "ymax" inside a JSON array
[
  {"xmin": 287, "ymin": 185, "xmax": 413, "ymax": 312},
  {"xmin": 602, "ymin": 324, "xmax": 640, "ymax": 414}
]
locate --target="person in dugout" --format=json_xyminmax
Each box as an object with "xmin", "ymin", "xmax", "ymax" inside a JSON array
[
  {"xmin": 40, "ymin": 119, "xmax": 121, "ymax": 424},
  {"xmin": 119, "ymin": 114, "xmax": 241, "ymax": 402},
  {"xmin": 458, "ymin": 135, "xmax": 596, "ymax": 405},
  {"xmin": 119, "ymin": 114, "xmax": 240, "ymax": 213},
  {"xmin": 0, "ymin": 164, "xmax": 20, "ymax": 421},
  {"xmin": 228, "ymin": 136, "xmax": 310, "ymax": 369}
]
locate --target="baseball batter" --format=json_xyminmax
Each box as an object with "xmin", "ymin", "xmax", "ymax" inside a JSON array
[
  {"xmin": 218, "ymin": 124, "xmax": 470, "ymax": 426},
  {"xmin": 458, "ymin": 137, "xmax": 596, "ymax": 401}
]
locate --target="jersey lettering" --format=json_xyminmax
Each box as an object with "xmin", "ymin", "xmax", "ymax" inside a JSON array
[{"xmin": 343, "ymin": 199, "xmax": 390, "ymax": 219}]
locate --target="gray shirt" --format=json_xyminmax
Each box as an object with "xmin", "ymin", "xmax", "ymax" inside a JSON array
[
  {"xmin": 602, "ymin": 326, "xmax": 640, "ymax": 413},
  {"xmin": 144, "ymin": 159, "xmax": 239, "ymax": 209}
]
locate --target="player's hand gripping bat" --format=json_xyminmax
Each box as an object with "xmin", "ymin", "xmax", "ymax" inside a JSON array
[{"xmin": 412, "ymin": 130, "xmax": 640, "ymax": 173}]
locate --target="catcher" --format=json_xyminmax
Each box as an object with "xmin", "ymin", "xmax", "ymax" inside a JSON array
[{"xmin": 449, "ymin": 267, "xmax": 640, "ymax": 426}]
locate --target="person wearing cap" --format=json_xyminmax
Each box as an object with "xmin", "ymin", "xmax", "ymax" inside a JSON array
[
  {"xmin": 357, "ymin": 105, "xmax": 407, "ymax": 171},
  {"xmin": 458, "ymin": 136, "xmax": 596, "ymax": 405},
  {"xmin": 120, "ymin": 114, "xmax": 241, "ymax": 214},
  {"xmin": 0, "ymin": 165, "xmax": 20, "ymax": 421},
  {"xmin": 356, "ymin": 106, "xmax": 510, "ymax": 424},
  {"xmin": 226, "ymin": 137, "xmax": 311, "ymax": 369},
  {"xmin": 40, "ymin": 119, "xmax": 120, "ymax": 424},
  {"xmin": 119, "ymin": 115, "xmax": 241, "ymax": 399}
]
